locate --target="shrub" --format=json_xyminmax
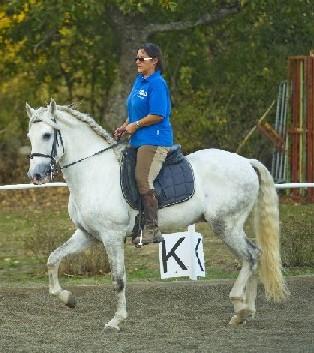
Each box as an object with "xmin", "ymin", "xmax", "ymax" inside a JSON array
[
  {"xmin": 280, "ymin": 216, "xmax": 314, "ymax": 267},
  {"xmin": 24, "ymin": 223, "xmax": 111, "ymax": 276}
]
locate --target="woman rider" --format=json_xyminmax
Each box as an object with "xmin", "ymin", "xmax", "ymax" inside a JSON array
[{"xmin": 114, "ymin": 43, "xmax": 173, "ymax": 245}]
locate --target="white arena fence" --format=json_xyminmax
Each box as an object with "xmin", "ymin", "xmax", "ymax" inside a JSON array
[
  {"xmin": 1, "ymin": 182, "xmax": 314, "ymax": 191},
  {"xmin": 0, "ymin": 183, "xmax": 67, "ymax": 190}
]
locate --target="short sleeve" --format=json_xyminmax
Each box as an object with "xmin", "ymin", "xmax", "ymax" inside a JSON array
[{"xmin": 148, "ymin": 80, "xmax": 168, "ymax": 118}]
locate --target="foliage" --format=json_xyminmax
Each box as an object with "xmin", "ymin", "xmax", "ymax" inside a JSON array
[
  {"xmin": 156, "ymin": 0, "xmax": 314, "ymax": 156},
  {"xmin": 280, "ymin": 204, "xmax": 314, "ymax": 267},
  {"xmin": 1, "ymin": 1, "xmax": 314, "ymax": 181},
  {"xmin": 0, "ymin": 1, "xmax": 116, "ymax": 111},
  {"xmin": 24, "ymin": 223, "xmax": 111, "ymax": 276}
]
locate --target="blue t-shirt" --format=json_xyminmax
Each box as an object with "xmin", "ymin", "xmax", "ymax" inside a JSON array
[{"xmin": 127, "ymin": 70, "xmax": 173, "ymax": 147}]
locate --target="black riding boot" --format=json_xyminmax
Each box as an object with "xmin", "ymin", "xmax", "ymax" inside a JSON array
[{"xmin": 133, "ymin": 190, "xmax": 163, "ymax": 245}]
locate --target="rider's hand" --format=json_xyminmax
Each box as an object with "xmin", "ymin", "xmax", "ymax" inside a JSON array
[
  {"xmin": 125, "ymin": 123, "xmax": 138, "ymax": 135},
  {"xmin": 114, "ymin": 126, "xmax": 126, "ymax": 140}
]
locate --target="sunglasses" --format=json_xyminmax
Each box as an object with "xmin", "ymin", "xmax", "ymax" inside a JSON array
[{"xmin": 134, "ymin": 57, "xmax": 153, "ymax": 62}]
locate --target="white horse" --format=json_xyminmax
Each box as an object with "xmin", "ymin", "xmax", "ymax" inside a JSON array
[{"xmin": 26, "ymin": 100, "xmax": 288, "ymax": 330}]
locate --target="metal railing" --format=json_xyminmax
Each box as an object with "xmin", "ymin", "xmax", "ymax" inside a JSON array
[{"xmin": 1, "ymin": 182, "xmax": 314, "ymax": 191}]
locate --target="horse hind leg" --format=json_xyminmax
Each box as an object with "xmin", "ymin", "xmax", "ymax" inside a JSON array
[
  {"xmin": 47, "ymin": 229, "xmax": 95, "ymax": 307},
  {"xmin": 228, "ymin": 235, "xmax": 261, "ymax": 325},
  {"xmin": 211, "ymin": 218, "xmax": 260, "ymax": 325},
  {"xmin": 245, "ymin": 273, "xmax": 258, "ymax": 318},
  {"xmin": 239, "ymin": 238, "xmax": 259, "ymax": 318},
  {"xmin": 229, "ymin": 271, "xmax": 258, "ymax": 325}
]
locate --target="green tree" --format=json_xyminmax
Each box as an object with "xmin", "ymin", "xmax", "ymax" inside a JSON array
[
  {"xmin": 1, "ymin": 0, "xmax": 314, "ymax": 183},
  {"xmin": 0, "ymin": 0, "xmax": 242, "ymax": 129}
]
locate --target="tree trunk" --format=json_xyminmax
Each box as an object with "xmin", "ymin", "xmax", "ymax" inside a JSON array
[
  {"xmin": 102, "ymin": 27, "xmax": 148, "ymax": 131},
  {"xmin": 102, "ymin": 4, "xmax": 241, "ymax": 130}
]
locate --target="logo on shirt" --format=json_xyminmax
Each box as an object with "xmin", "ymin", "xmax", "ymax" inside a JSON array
[{"xmin": 137, "ymin": 89, "xmax": 147, "ymax": 99}]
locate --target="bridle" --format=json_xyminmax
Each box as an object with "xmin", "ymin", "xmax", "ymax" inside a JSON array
[{"xmin": 29, "ymin": 119, "xmax": 121, "ymax": 179}]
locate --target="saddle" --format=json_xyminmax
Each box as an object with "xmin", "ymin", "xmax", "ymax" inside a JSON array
[{"xmin": 120, "ymin": 145, "xmax": 195, "ymax": 210}]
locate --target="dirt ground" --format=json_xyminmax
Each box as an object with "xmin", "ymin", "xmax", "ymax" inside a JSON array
[{"xmin": 0, "ymin": 276, "xmax": 313, "ymax": 353}]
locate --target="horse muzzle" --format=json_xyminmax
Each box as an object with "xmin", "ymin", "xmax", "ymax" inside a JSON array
[{"xmin": 28, "ymin": 163, "xmax": 52, "ymax": 185}]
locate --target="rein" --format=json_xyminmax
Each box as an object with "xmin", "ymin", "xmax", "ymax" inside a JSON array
[
  {"xmin": 29, "ymin": 120, "xmax": 121, "ymax": 178},
  {"xmin": 60, "ymin": 143, "xmax": 120, "ymax": 170}
]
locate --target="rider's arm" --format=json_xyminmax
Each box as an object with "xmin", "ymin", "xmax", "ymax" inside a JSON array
[
  {"xmin": 136, "ymin": 114, "xmax": 162, "ymax": 127},
  {"xmin": 125, "ymin": 114, "xmax": 162, "ymax": 134}
]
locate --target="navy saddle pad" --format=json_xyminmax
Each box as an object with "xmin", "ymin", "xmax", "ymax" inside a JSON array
[{"xmin": 120, "ymin": 145, "xmax": 195, "ymax": 210}]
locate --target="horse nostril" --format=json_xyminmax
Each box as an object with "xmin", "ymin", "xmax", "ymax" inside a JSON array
[{"xmin": 35, "ymin": 173, "xmax": 42, "ymax": 180}]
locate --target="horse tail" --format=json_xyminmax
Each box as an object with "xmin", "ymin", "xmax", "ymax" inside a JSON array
[{"xmin": 249, "ymin": 159, "xmax": 289, "ymax": 302}]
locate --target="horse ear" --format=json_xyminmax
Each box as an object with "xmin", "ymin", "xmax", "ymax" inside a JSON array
[
  {"xmin": 49, "ymin": 99, "xmax": 57, "ymax": 117},
  {"xmin": 25, "ymin": 102, "xmax": 35, "ymax": 119}
]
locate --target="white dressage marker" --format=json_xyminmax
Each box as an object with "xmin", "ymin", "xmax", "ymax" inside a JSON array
[{"xmin": 159, "ymin": 225, "xmax": 205, "ymax": 280}]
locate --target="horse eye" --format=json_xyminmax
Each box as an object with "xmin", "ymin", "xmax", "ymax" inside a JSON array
[{"xmin": 43, "ymin": 133, "xmax": 51, "ymax": 140}]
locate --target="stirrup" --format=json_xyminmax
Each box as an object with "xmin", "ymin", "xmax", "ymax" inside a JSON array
[
  {"xmin": 133, "ymin": 226, "xmax": 163, "ymax": 247},
  {"xmin": 133, "ymin": 230, "xmax": 144, "ymax": 248}
]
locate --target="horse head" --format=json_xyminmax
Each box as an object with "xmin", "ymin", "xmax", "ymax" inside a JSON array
[{"xmin": 26, "ymin": 99, "xmax": 64, "ymax": 184}]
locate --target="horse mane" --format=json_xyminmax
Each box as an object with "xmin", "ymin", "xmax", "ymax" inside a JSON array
[
  {"xmin": 57, "ymin": 105, "xmax": 126, "ymax": 160},
  {"xmin": 57, "ymin": 105, "xmax": 115, "ymax": 145}
]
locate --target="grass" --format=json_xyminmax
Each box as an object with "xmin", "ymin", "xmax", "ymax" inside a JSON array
[{"xmin": 0, "ymin": 188, "xmax": 313, "ymax": 288}]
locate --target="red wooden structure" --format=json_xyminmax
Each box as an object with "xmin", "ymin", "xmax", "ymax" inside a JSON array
[
  {"xmin": 306, "ymin": 56, "xmax": 314, "ymax": 201},
  {"xmin": 257, "ymin": 120, "xmax": 285, "ymax": 152},
  {"xmin": 288, "ymin": 55, "xmax": 314, "ymax": 201}
]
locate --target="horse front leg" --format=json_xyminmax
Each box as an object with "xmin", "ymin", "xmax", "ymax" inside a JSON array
[
  {"xmin": 100, "ymin": 231, "xmax": 127, "ymax": 331},
  {"xmin": 47, "ymin": 229, "xmax": 94, "ymax": 307}
]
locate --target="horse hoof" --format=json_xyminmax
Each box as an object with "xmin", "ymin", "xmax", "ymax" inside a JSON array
[
  {"xmin": 65, "ymin": 294, "xmax": 76, "ymax": 308},
  {"xmin": 105, "ymin": 322, "xmax": 120, "ymax": 331},
  {"xmin": 229, "ymin": 314, "xmax": 247, "ymax": 326},
  {"xmin": 229, "ymin": 315, "xmax": 242, "ymax": 326},
  {"xmin": 229, "ymin": 308, "xmax": 251, "ymax": 326},
  {"xmin": 59, "ymin": 290, "xmax": 76, "ymax": 308}
]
